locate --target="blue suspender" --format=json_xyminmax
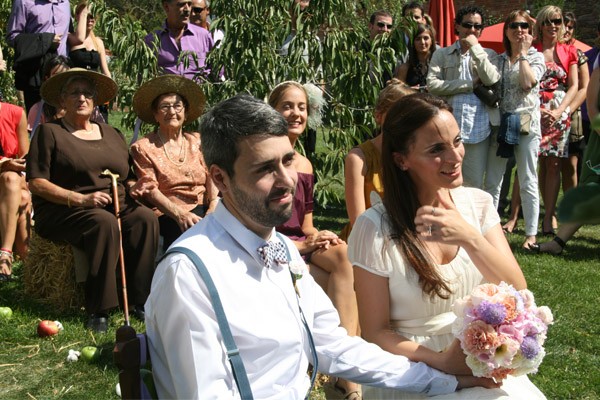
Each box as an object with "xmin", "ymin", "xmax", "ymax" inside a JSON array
[{"xmin": 166, "ymin": 247, "xmax": 254, "ymax": 400}]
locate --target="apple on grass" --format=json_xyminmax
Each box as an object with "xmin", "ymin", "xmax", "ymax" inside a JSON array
[
  {"xmin": 0, "ymin": 306, "xmax": 12, "ymax": 320},
  {"xmin": 81, "ymin": 346, "xmax": 100, "ymax": 362},
  {"xmin": 37, "ymin": 320, "xmax": 62, "ymax": 337}
]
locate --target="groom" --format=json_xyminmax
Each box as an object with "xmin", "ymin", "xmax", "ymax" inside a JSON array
[{"xmin": 144, "ymin": 94, "xmax": 496, "ymax": 398}]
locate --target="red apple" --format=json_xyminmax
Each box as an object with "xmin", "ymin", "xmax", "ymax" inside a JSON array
[{"xmin": 37, "ymin": 320, "xmax": 59, "ymax": 337}]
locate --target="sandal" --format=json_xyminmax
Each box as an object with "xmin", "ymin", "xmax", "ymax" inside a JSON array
[
  {"xmin": 0, "ymin": 249, "xmax": 13, "ymax": 281},
  {"xmin": 323, "ymin": 379, "xmax": 362, "ymax": 400},
  {"xmin": 527, "ymin": 236, "xmax": 565, "ymax": 255}
]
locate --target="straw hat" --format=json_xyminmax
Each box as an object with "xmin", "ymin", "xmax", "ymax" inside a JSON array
[
  {"xmin": 40, "ymin": 68, "xmax": 118, "ymax": 107},
  {"xmin": 133, "ymin": 75, "xmax": 206, "ymax": 124}
]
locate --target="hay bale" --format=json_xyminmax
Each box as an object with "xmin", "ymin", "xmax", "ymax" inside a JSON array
[{"xmin": 23, "ymin": 234, "xmax": 85, "ymax": 312}]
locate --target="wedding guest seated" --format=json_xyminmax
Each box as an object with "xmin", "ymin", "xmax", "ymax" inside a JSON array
[
  {"xmin": 268, "ymin": 81, "xmax": 360, "ymax": 399},
  {"xmin": 0, "ymin": 101, "xmax": 30, "ymax": 281},
  {"xmin": 130, "ymin": 75, "xmax": 218, "ymax": 252},
  {"xmin": 26, "ymin": 68, "xmax": 159, "ymax": 332},
  {"xmin": 342, "ymin": 79, "xmax": 415, "ymax": 240},
  {"xmin": 349, "ymin": 93, "xmax": 545, "ymax": 398}
]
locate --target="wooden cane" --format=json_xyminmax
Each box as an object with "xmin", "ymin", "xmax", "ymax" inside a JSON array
[{"xmin": 101, "ymin": 169, "xmax": 130, "ymax": 326}]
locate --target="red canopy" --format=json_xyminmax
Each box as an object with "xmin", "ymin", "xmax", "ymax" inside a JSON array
[
  {"xmin": 479, "ymin": 22, "xmax": 592, "ymax": 53},
  {"xmin": 428, "ymin": 0, "xmax": 456, "ymax": 48}
]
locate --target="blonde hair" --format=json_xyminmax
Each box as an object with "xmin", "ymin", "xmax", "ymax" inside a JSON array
[
  {"xmin": 375, "ymin": 78, "xmax": 416, "ymax": 117},
  {"xmin": 268, "ymin": 81, "xmax": 325, "ymax": 129},
  {"xmin": 535, "ymin": 5, "xmax": 566, "ymax": 43}
]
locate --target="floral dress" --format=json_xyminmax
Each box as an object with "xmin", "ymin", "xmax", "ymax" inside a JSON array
[{"xmin": 539, "ymin": 62, "xmax": 571, "ymax": 157}]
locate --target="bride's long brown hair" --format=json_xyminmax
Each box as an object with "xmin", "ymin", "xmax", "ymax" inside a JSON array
[{"xmin": 381, "ymin": 93, "xmax": 453, "ymax": 299}]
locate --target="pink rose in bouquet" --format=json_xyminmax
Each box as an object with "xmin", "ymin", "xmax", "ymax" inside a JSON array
[{"xmin": 452, "ymin": 282, "xmax": 553, "ymax": 379}]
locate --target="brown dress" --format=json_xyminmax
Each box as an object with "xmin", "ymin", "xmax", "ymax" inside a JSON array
[{"xmin": 26, "ymin": 120, "xmax": 159, "ymax": 314}]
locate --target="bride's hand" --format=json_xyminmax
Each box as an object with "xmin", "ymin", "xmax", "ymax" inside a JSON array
[{"xmin": 414, "ymin": 192, "xmax": 479, "ymax": 247}]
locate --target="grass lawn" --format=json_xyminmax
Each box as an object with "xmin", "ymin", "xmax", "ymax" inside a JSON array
[{"xmin": 1, "ymin": 113, "xmax": 598, "ymax": 398}]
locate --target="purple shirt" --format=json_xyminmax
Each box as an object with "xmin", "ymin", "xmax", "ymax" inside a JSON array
[
  {"xmin": 7, "ymin": 0, "xmax": 71, "ymax": 57},
  {"xmin": 145, "ymin": 22, "xmax": 214, "ymax": 81}
]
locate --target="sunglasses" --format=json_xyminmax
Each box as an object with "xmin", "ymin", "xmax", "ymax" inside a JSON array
[
  {"xmin": 376, "ymin": 21, "xmax": 393, "ymax": 29},
  {"xmin": 461, "ymin": 22, "xmax": 484, "ymax": 30},
  {"xmin": 508, "ymin": 22, "xmax": 529, "ymax": 30},
  {"xmin": 543, "ymin": 18, "xmax": 563, "ymax": 26},
  {"xmin": 191, "ymin": 6, "xmax": 205, "ymax": 13},
  {"xmin": 565, "ymin": 25, "xmax": 574, "ymax": 31}
]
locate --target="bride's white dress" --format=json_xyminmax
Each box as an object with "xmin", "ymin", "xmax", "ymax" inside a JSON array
[{"xmin": 348, "ymin": 187, "xmax": 546, "ymax": 399}]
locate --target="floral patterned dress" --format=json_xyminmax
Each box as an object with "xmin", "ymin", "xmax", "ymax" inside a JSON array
[{"xmin": 539, "ymin": 62, "xmax": 571, "ymax": 157}]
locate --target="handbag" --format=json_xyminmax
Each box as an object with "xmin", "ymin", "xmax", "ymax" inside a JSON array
[
  {"xmin": 473, "ymin": 81, "xmax": 501, "ymax": 108},
  {"xmin": 519, "ymin": 113, "xmax": 532, "ymax": 135},
  {"xmin": 569, "ymin": 108, "xmax": 584, "ymax": 143}
]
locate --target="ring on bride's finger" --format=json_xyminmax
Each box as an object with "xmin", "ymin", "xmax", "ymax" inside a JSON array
[
  {"xmin": 427, "ymin": 224, "xmax": 432, "ymax": 235},
  {"xmin": 432, "ymin": 207, "xmax": 436, "ymax": 216}
]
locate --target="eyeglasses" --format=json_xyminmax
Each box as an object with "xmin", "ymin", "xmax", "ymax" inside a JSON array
[
  {"xmin": 508, "ymin": 22, "xmax": 530, "ymax": 30},
  {"xmin": 565, "ymin": 25, "xmax": 574, "ymax": 31},
  {"xmin": 158, "ymin": 103, "xmax": 185, "ymax": 113},
  {"xmin": 376, "ymin": 21, "xmax": 393, "ymax": 29},
  {"xmin": 65, "ymin": 90, "xmax": 95, "ymax": 99},
  {"xmin": 191, "ymin": 6, "xmax": 205, "ymax": 13},
  {"xmin": 543, "ymin": 18, "xmax": 563, "ymax": 26},
  {"xmin": 461, "ymin": 22, "xmax": 484, "ymax": 30}
]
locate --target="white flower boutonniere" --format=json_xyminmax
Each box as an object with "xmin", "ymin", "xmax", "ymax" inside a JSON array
[{"xmin": 289, "ymin": 260, "xmax": 308, "ymax": 297}]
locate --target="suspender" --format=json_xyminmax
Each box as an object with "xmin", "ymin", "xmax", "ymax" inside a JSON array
[
  {"xmin": 166, "ymin": 236, "xmax": 319, "ymax": 399},
  {"xmin": 165, "ymin": 247, "xmax": 254, "ymax": 400}
]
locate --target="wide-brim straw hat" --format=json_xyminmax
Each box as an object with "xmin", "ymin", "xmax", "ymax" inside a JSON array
[
  {"xmin": 40, "ymin": 68, "xmax": 118, "ymax": 107},
  {"xmin": 133, "ymin": 75, "xmax": 206, "ymax": 124}
]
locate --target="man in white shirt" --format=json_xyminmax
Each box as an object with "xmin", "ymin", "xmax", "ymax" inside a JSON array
[{"xmin": 145, "ymin": 95, "xmax": 497, "ymax": 399}]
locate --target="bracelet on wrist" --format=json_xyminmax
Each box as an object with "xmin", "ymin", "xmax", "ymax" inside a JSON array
[{"xmin": 517, "ymin": 56, "xmax": 528, "ymax": 62}]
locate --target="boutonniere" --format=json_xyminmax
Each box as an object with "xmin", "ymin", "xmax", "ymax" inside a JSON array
[{"xmin": 289, "ymin": 260, "xmax": 308, "ymax": 297}]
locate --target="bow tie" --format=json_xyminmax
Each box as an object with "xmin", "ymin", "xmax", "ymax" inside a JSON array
[{"xmin": 257, "ymin": 242, "xmax": 287, "ymax": 268}]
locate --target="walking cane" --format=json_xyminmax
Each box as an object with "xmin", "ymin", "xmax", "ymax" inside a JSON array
[{"xmin": 101, "ymin": 169, "xmax": 130, "ymax": 326}]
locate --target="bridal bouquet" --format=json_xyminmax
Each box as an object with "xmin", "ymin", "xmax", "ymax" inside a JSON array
[{"xmin": 452, "ymin": 282, "xmax": 553, "ymax": 380}]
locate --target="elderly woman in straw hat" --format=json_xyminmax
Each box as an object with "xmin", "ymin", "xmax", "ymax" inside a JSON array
[
  {"xmin": 130, "ymin": 75, "xmax": 218, "ymax": 251},
  {"xmin": 26, "ymin": 68, "xmax": 159, "ymax": 332}
]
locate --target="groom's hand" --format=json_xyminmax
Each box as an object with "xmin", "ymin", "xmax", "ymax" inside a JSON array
[{"xmin": 456, "ymin": 375, "xmax": 502, "ymax": 390}]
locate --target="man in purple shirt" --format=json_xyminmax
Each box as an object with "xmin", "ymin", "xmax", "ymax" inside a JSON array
[
  {"xmin": 145, "ymin": 0, "xmax": 214, "ymax": 81},
  {"xmin": 7, "ymin": 0, "xmax": 71, "ymax": 111}
]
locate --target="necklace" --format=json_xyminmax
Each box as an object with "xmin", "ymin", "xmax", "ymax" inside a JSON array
[
  {"xmin": 63, "ymin": 119, "xmax": 94, "ymax": 135},
  {"xmin": 157, "ymin": 130, "xmax": 187, "ymax": 166}
]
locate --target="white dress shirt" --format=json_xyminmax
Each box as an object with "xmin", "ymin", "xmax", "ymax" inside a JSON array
[{"xmin": 145, "ymin": 200, "xmax": 458, "ymax": 399}]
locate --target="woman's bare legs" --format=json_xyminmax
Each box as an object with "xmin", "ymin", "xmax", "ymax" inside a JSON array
[
  {"xmin": 310, "ymin": 243, "xmax": 360, "ymax": 395},
  {"xmin": 561, "ymin": 154, "xmax": 579, "ymax": 192},
  {"xmin": 503, "ymin": 176, "xmax": 521, "ymax": 233},
  {"xmin": 0, "ymin": 172, "xmax": 30, "ymax": 277},
  {"xmin": 540, "ymin": 156, "xmax": 561, "ymax": 234}
]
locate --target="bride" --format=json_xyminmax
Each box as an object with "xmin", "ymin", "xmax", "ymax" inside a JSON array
[{"xmin": 348, "ymin": 93, "xmax": 546, "ymax": 399}]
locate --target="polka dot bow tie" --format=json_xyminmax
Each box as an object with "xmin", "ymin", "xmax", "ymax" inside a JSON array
[{"xmin": 257, "ymin": 242, "xmax": 287, "ymax": 268}]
